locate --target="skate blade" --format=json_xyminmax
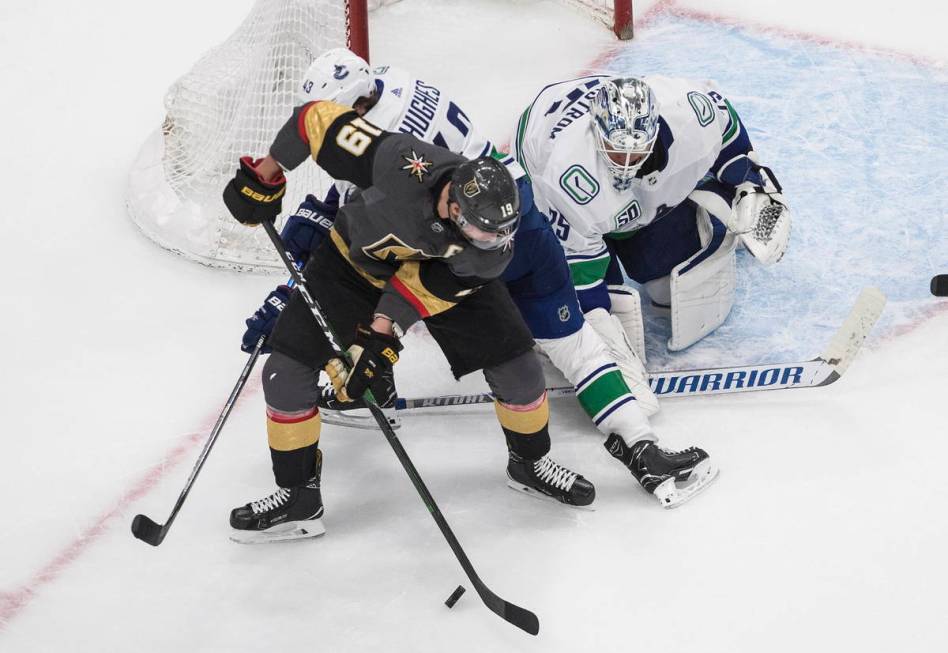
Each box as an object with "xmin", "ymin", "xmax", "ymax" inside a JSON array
[
  {"xmin": 654, "ymin": 460, "xmax": 719, "ymax": 510},
  {"xmin": 229, "ymin": 518, "xmax": 326, "ymax": 544},
  {"xmin": 320, "ymin": 409, "xmax": 400, "ymax": 431},
  {"xmin": 506, "ymin": 479, "xmax": 596, "ymax": 511}
]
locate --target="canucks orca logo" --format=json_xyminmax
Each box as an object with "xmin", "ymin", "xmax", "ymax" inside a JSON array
[
  {"xmin": 333, "ymin": 64, "xmax": 350, "ymax": 80},
  {"xmin": 687, "ymin": 91, "xmax": 715, "ymax": 127}
]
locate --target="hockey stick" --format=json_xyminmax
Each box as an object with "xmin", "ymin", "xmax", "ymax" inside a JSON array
[
  {"xmin": 261, "ymin": 220, "xmax": 540, "ymax": 637},
  {"xmin": 391, "ymin": 286, "xmax": 887, "ymax": 413},
  {"xmin": 131, "ymin": 335, "xmax": 267, "ymax": 546}
]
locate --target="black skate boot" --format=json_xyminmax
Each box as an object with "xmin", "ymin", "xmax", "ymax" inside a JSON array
[
  {"xmin": 229, "ymin": 451, "xmax": 325, "ymax": 543},
  {"xmin": 317, "ymin": 368, "xmax": 399, "ymax": 430},
  {"xmin": 604, "ymin": 434, "xmax": 718, "ymax": 509},
  {"xmin": 507, "ymin": 452, "xmax": 596, "ymax": 507}
]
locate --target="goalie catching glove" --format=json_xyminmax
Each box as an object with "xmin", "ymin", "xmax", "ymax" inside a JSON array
[
  {"xmin": 732, "ymin": 160, "xmax": 791, "ymax": 265},
  {"xmin": 223, "ymin": 156, "xmax": 287, "ymax": 225},
  {"xmin": 326, "ymin": 325, "xmax": 402, "ymax": 403}
]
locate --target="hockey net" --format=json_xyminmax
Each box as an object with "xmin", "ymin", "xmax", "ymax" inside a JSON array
[
  {"xmin": 126, "ymin": 0, "xmax": 631, "ymax": 273},
  {"xmin": 127, "ymin": 0, "xmax": 388, "ymax": 273}
]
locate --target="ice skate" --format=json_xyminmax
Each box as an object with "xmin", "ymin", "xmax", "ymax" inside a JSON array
[
  {"xmin": 230, "ymin": 451, "xmax": 325, "ymax": 543},
  {"xmin": 507, "ymin": 452, "xmax": 596, "ymax": 507},
  {"xmin": 317, "ymin": 370, "xmax": 399, "ymax": 430},
  {"xmin": 605, "ymin": 434, "xmax": 718, "ymax": 509}
]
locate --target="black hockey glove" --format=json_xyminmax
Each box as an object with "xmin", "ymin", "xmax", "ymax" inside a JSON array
[
  {"xmin": 223, "ymin": 156, "xmax": 287, "ymax": 225},
  {"xmin": 241, "ymin": 285, "xmax": 290, "ymax": 353},
  {"xmin": 325, "ymin": 325, "xmax": 402, "ymax": 402}
]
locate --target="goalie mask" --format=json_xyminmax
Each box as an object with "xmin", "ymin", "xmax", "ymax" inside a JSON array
[
  {"xmin": 591, "ymin": 77, "xmax": 659, "ymax": 183},
  {"xmin": 448, "ymin": 157, "xmax": 520, "ymax": 251},
  {"xmin": 298, "ymin": 47, "xmax": 374, "ymax": 107}
]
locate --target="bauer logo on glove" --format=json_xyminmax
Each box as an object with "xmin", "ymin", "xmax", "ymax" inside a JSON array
[
  {"xmin": 325, "ymin": 326, "xmax": 402, "ymax": 403},
  {"xmin": 223, "ymin": 156, "xmax": 287, "ymax": 225}
]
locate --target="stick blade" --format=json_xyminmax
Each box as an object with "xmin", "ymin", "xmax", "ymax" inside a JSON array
[
  {"xmin": 474, "ymin": 582, "xmax": 540, "ymax": 635},
  {"xmin": 131, "ymin": 514, "xmax": 166, "ymax": 546},
  {"xmin": 818, "ymin": 286, "xmax": 886, "ymax": 379},
  {"xmin": 501, "ymin": 601, "xmax": 540, "ymax": 636}
]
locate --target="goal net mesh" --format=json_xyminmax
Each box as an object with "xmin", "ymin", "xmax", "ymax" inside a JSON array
[{"xmin": 127, "ymin": 0, "xmax": 357, "ymax": 273}]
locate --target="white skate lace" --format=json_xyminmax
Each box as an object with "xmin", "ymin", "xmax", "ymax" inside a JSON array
[
  {"xmin": 533, "ymin": 456, "xmax": 577, "ymax": 491},
  {"xmin": 250, "ymin": 487, "xmax": 291, "ymax": 514}
]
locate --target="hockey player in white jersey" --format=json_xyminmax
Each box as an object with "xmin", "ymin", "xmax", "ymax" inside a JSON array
[
  {"xmin": 242, "ymin": 50, "xmax": 714, "ymax": 509},
  {"xmin": 514, "ymin": 75, "xmax": 792, "ymax": 505}
]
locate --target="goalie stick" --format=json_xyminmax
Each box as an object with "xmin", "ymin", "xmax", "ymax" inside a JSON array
[
  {"xmin": 261, "ymin": 221, "xmax": 540, "ymax": 637},
  {"xmin": 389, "ymin": 286, "xmax": 887, "ymax": 413}
]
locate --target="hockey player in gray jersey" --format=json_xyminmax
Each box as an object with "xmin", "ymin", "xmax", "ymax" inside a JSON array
[
  {"xmin": 221, "ymin": 99, "xmax": 596, "ymax": 542},
  {"xmin": 239, "ymin": 49, "xmax": 713, "ymax": 509}
]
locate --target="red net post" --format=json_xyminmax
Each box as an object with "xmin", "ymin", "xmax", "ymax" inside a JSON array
[
  {"xmin": 347, "ymin": 0, "xmax": 370, "ymax": 61},
  {"xmin": 614, "ymin": 0, "xmax": 633, "ymax": 40}
]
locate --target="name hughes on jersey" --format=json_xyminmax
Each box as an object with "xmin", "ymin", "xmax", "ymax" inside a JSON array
[{"xmin": 400, "ymin": 79, "xmax": 442, "ymax": 139}]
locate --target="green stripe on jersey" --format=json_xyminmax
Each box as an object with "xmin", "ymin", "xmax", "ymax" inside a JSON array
[
  {"xmin": 721, "ymin": 99, "xmax": 740, "ymax": 146},
  {"xmin": 568, "ymin": 254, "xmax": 611, "ymax": 286},
  {"xmin": 577, "ymin": 369, "xmax": 631, "ymax": 419},
  {"xmin": 515, "ymin": 107, "xmax": 533, "ymax": 180}
]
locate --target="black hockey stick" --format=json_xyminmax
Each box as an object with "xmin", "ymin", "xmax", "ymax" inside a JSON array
[
  {"xmin": 131, "ymin": 335, "xmax": 267, "ymax": 546},
  {"xmin": 261, "ymin": 220, "xmax": 539, "ymax": 636}
]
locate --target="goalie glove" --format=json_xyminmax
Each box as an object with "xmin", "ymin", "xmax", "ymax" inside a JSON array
[
  {"xmin": 325, "ymin": 325, "xmax": 402, "ymax": 403},
  {"xmin": 733, "ymin": 164, "xmax": 791, "ymax": 265}
]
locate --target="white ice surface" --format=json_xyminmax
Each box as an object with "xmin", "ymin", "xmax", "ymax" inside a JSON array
[{"xmin": 1, "ymin": 1, "xmax": 946, "ymax": 652}]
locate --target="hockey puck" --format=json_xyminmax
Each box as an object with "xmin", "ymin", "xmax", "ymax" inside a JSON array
[
  {"xmin": 445, "ymin": 585, "xmax": 465, "ymax": 608},
  {"xmin": 932, "ymin": 274, "xmax": 948, "ymax": 297}
]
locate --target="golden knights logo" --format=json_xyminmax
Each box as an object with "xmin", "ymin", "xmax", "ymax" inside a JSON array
[
  {"xmin": 401, "ymin": 149, "xmax": 433, "ymax": 183},
  {"xmin": 462, "ymin": 179, "xmax": 481, "ymax": 198}
]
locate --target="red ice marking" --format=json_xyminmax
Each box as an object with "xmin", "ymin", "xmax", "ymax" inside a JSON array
[{"xmin": 0, "ymin": 375, "xmax": 263, "ymax": 631}]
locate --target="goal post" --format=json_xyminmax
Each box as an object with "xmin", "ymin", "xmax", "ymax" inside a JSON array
[{"xmin": 562, "ymin": 0, "xmax": 634, "ymax": 39}]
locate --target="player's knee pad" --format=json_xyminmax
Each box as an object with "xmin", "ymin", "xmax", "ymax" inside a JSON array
[
  {"xmin": 262, "ymin": 353, "xmax": 321, "ymax": 486},
  {"xmin": 582, "ymin": 308, "xmax": 658, "ymax": 416},
  {"xmin": 536, "ymin": 325, "xmax": 654, "ymax": 440},
  {"xmin": 667, "ymin": 208, "xmax": 738, "ymax": 351},
  {"xmin": 262, "ymin": 351, "xmax": 321, "ymax": 414},
  {"xmin": 483, "ymin": 349, "xmax": 546, "ymax": 406}
]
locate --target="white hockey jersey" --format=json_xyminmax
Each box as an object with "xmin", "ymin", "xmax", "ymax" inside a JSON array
[
  {"xmin": 513, "ymin": 74, "xmax": 740, "ymax": 283},
  {"xmin": 334, "ymin": 65, "xmax": 521, "ymax": 201}
]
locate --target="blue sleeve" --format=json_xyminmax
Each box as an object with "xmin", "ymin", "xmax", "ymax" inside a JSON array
[{"xmin": 705, "ymin": 91, "xmax": 766, "ymax": 189}]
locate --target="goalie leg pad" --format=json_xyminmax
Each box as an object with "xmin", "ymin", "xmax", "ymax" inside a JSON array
[
  {"xmin": 668, "ymin": 209, "xmax": 738, "ymax": 351},
  {"xmin": 537, "ymin": 324, "xmax": 654, "ymax": 442}
]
